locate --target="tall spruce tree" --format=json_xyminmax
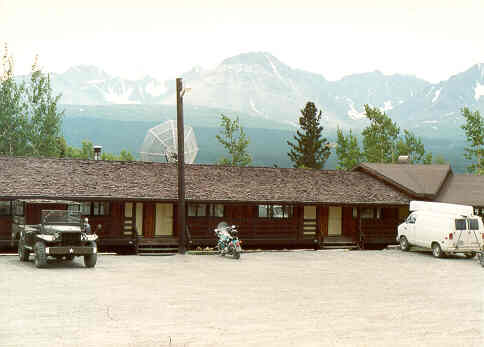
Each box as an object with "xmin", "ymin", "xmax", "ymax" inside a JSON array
[{"xmin": 287, "ymin": 102, "xmax": 331, "ymax": 169}]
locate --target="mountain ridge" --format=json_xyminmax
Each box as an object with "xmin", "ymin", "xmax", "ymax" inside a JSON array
[{"xmin": 40, "ymin": 51, "xmax": 484, "ymax": 136}]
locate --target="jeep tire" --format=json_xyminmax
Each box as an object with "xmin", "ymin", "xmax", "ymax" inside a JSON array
[
  {"xmin": 18, "ymin": 239, "xmax": 30, "ymax": 262},
  {"xmin": 34, "ymin": 241, "xmax": 47, "ymax": 268},
  {"xmin": 84, "ymin": 242, "xmax": 97, "ymax": 268}
]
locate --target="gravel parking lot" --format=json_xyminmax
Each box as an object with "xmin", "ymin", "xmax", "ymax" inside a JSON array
[{"xmin": 0, "ymin": 248, "xmax": 482, "ymax": 347}]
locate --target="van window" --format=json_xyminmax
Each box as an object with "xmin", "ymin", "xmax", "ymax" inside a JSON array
[
  {"xmin": 455, "ymin": 219, "xmax": 467, "ymax": 230},
  {"xmin": 468, "ymin": 219, "xmax": 479, "ymax": 230},
  {"xmin": 406, "ymin": 214, "xmax": 416, "ymax": 224}
]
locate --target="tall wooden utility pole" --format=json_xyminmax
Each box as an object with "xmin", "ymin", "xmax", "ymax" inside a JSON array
[{"xmin": 176, "ymin": 78, "xmax": 186, "ymax": 254}]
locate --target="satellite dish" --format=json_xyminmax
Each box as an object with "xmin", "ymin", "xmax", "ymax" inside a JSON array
[{"xmin": 140, "ymin": 120, "xmax": 199, "ymax": 163}]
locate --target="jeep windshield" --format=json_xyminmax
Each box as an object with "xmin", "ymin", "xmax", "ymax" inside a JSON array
[{"xmin": 41, "ymin": 210, "xmax": 81, "ymax": 225}]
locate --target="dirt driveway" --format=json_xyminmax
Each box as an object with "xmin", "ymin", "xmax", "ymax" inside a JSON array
[{"xmin": 0, "ymin": 248, "xmax": 482, "ymax": 347}]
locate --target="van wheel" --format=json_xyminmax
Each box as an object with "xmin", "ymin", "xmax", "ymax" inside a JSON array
[
  {"xmin": 399, "ymin": 236, "xmax": 410, "ymax": 251},
  {"xmin": 464, "ymin": 252, "xmax": 476, "ymax": 259},
  {"xmin": 432, "ymin": 243, "xmax": 444, "ymax": 258}
]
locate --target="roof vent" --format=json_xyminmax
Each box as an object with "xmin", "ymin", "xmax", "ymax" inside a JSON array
[
  {"xmin": 93, "ymin": 145, "xmax": 102, "ymax": 160},
  {"xmin": 397, "ymin": 155, "xmax": 409, "ymax": 164}
]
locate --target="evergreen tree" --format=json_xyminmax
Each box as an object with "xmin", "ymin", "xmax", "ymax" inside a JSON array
[
  {"xmin": 335, "ymin": 127, "xmax": 361, "ymax": 170},
  {"xmin": 461, "ymin": 107, "xmax": 484, "ymax": 174},
  {"xmin": 216, "ymin": 114, "xmax": 252, "ymax": 166},
  {"xmin": 287, "ymin": 102, "xmax": 331, "ymax": 169}
]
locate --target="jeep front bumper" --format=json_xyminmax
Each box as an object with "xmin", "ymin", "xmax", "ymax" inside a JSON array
[{"xmin": 45, "ymin": 246, "xmax": 97, "ymax": 256}]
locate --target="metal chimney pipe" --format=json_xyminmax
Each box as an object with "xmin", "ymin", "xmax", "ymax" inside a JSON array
[{"xmin": 93, "ymin": 145, "xmax": 102, "ymax": 160}]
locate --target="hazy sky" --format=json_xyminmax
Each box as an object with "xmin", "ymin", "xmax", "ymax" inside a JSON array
[{"xmin": 1, "ymin": 0, "xmax": 483, "ymax": 83}]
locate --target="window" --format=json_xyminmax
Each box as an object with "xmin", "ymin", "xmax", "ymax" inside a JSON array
[
  {"xmin": 0, "ymin": 201, "xmax": 11, "ymax": 216},
  {"xmin": 455, "ymin": 219, "xmax": 466, "ymax": 230},
  {"xmin": 258, "ymin": 205, "xmax": 293, "ymax": 218},
  {"xmin": 14, "ymin": 201, "xmax": 24, "ymax": 216},
  {"xmin": 67, "ymin": 204, "xmax": 80, "ymax": 214},
  {"xmin": 80, "ymin": 202, "xmax": 91, "ymax": 215},
  {"xmin": 468, "ymin": 219, "xmax": 479, "ymax": 230},
  {"xmin": 258, "ymin": 205, "xmax": 269, "ymax": 218},
  {"xmin": 93, "ymin": 202, "xmax": 110, "ymax": 216},
  {"xmin": 352, "ymin": 207, "xmax": 358, "ymax": 219},
  {"xmin": 78, "ymin": 201, "xmax": 110, "ymax": 216},
  {"xmin": 376, "ymin": 208, "xmax": 382, "ymax": 219},
  {"xmin": 188, "ymin": 204, "xmax": 207, "ymax": 217},
  {"xmin": 361, "ymin": 208, "xmax": 374, "ymax": 219},
  {"xmin": 406, "ymin": 214, "xmax": 416, "ymax": 224},
  {"xmin": 210, "ymin": 204, "xmax": 224, "ymax": 217}
]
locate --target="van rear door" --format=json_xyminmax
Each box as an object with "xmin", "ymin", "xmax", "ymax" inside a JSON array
[{"xmin": 454, "ymin": 218, "xmax": 481, "ymax": 250}]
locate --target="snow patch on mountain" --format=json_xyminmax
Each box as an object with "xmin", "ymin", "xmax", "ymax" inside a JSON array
[
  {"xmin": 381, "ymin": 100, "xmax": 393, "ymax": 111},
  {"xmin": 250, "ymin": 98, "xmax": 263, "ymax": 115},
  {"xmin": 474, "ymin": 82, "xmax": 484, "ymax": 101},
  {"xmin": 347, "ymin": 103, "xmax": 366, "ymax": 120},
  {"xmin": 87, "ymin": 79, "xmax": 106, "ymax": 84},
  {"xmin": 265, "ymin": 53, "xmax": 284, "ymax": 81},
  {"xmin": 432, "ymin": 88, "xmax": 441, "ymax": 103},
  {"xmin": 97, "ymin": 85, "xmax": 139, "ymax": 104},
  {"xmin": 146, "ymin": 81, "xmax": 166, "ymax": 97}
]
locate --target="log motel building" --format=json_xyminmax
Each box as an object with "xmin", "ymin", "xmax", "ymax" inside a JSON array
[{"xmin": 1, "ymin": 156, "xmax": 483, "ymax": 254}]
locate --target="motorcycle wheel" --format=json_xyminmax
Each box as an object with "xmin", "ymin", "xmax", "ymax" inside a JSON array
[{"xmin": 233, "ymin": 250, "xmax": 240, "ymax": 260}]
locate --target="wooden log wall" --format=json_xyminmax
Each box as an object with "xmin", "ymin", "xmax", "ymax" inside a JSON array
[
  {"xmin": 85, "ymin": 201, "xmax": 123, "ymax": 239},
  {"xmin": 0, "ymin": 217, "xmax": 12, "ymax": 241},
  {"xmin": 187, "ymin": 205, "xmax": 300, "ymax": 241},
  {"xmin": 361, "ymin": 207, "xmax": 400, "ymax": 244}
]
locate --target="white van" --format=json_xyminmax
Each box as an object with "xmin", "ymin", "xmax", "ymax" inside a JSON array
[{"xmin": 397, "ymin": 201, "xmax": 484, "ymax": 258}]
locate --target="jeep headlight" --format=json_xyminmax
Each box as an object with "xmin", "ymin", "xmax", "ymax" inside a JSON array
[{"xmin": 37, "ymin": 234, "xmax": 56, "ymax": 242}]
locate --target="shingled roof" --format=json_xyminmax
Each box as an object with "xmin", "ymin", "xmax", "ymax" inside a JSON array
[
  {"xmin": 354, "ymin": 163, "xmax": 451, "ymax": 199},
  {"xmin": 0, "ymin": 156, "xmax": 411, "ymax": 205},
  {"xmin": 436, "ymin": 173, "xmax": 484, "ymax": 207}
]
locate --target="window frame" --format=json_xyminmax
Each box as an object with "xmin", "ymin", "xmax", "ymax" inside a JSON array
[
  {"xmin": 79, "ymin": 201, "xmax": 110, "ymax": 217},
  {"xmin": 257, "ymin": 204, "xmax": 293, "ymax": 219},
  {"xmin": 187, "ymin": 203, "xmax": 207, "ymax": 217},
  {"xmin": 0, "ymin": 201, "xmax": 12, "ymax": 216}
]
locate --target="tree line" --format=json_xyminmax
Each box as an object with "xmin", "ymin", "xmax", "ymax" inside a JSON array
[
  {"xmin": 0, "ymin": 45, "xmax": 133, "ymax": 161},
  {"xmin": 218, "ymin": 101, "xmax": 483, "ymax": 175},
  {"xmin": 2, "ymin": 45, "xmax": 482, "ymax": 174}
]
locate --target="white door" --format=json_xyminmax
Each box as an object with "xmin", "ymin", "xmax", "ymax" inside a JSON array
[
  {"xmin": 328, "ymin": 206, "xmax": 342, "ymax": 236},
  {"xmin": 136, "ymin": 203, "xmax": 143, "ymax": 236},
  {"xmin": 405, "ymin": 213, "xmax": 417, "ymax": 245},
  {"xmin": 155, "ymin": 203, "xmax": 173, "ymax": 236}
]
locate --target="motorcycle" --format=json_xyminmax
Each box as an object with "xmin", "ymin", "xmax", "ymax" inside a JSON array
[{"xmin": 214, "ymin": 222, "xmax": 242, "ymax": 259}]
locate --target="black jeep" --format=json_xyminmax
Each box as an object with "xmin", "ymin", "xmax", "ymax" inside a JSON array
[{"xmin": 16, "ymin": 209, "xmax": 98, "ymax": 268}]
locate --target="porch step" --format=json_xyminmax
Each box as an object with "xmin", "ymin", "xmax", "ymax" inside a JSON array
[
  {"xmin": 136, "ymin": 245, "xmax": 178, "ymax": 255},
  {"xmin": 321, "ymin": 242, "xmax": 359, "ymax": 250},
  {"xmin": 322, "ymin": 245, "xmax": 359, "ymax": 250}
]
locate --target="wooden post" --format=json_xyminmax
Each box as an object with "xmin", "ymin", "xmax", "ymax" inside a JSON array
[{"xmin": 176, "ymin": 78, "xmax": 186, "ymax": 254}]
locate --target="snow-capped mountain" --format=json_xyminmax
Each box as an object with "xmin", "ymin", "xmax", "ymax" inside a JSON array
[
  {"xmin": 48, "ymin": 52, "xmax": 483, "ymax": 135},
  {"xmin": 390, "ymin": 63, "xmax": 484, "ymax": 135},
  {"xmin": 51, "ymin": 65, "xmax": 167, "ymax": 105}
]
